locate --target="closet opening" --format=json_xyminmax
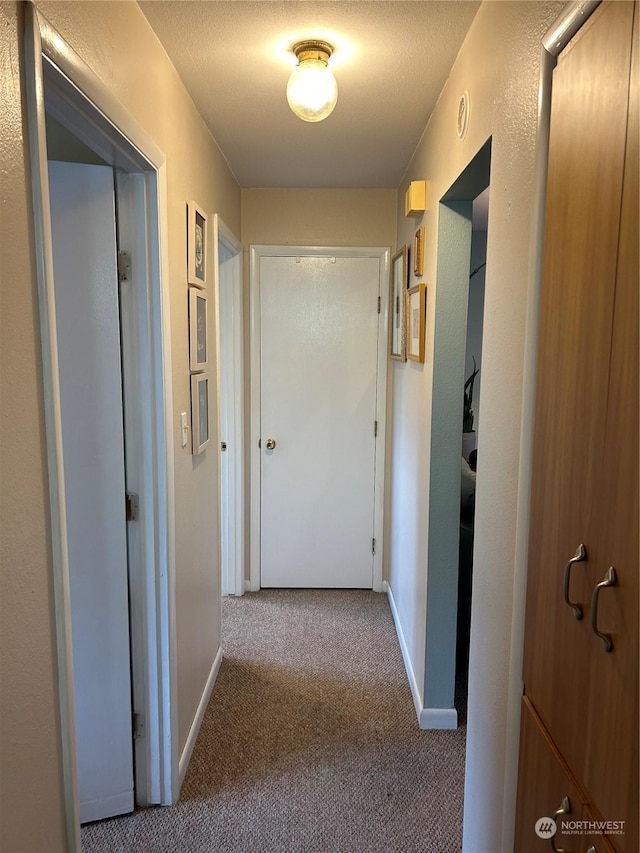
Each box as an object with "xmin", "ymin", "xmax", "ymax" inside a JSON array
[
  {"xmin": 456, "ymin": 186, "xmax": 489, "ymax": 718},
  {"xmin": 423, "ymin": 139, "xmax": 491, "ymax": 726},
  {"xmin": 24, "ymin": 7, "xmax": 177, "ymax": 843}
]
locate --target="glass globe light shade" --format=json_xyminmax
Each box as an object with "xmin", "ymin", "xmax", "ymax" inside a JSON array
[{"xmin": 287, "ymin": 59, "xmax": 338, "ymax": 122}]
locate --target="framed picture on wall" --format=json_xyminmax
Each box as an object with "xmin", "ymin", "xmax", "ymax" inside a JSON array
[
  {"xmin": 191, "ymin": 373, "xmax": 210, "ymax": 454},
  {"xmin": 189, "ymin": 287, "xmax": 208, "ymax": 372},
  {"xmin": 406, "ymin": 283, "xmax": 426, "ymax": 363},
  {"xmin": 187, "ymin": 200, "xmax": 207, "ymax": 287},
  {"xmin": 414, "ymin": 225, "xmax": 425, "ymax": 277},
  {"xmin": 389, "ymin": 245, "xmax": 408, "ymax": 361}
]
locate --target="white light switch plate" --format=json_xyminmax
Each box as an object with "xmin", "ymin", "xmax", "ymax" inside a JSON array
[{"xmin": 180, "ymin": 412, "xmax": 189, "ymax": 448}]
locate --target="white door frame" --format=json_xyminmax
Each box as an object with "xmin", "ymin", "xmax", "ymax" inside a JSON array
[
  {"xmin": 249, "ymin": 245, "xmax": 390, "ymax": 593},
  {"xmin": 213, "ymin": 216, "xmax": 244, "ymax": 597},
  {"xmin": 24, "ymin": 7, "xmax": 178, "ymax": 847}
]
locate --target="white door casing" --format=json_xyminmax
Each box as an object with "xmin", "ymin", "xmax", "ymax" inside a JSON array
[
  {"xmin": 250, "ymin": 247, "xmax": 389, "ymax": 591},
  {"xmin": 25, "ymin": 8, "xmax": 178, "ymax": 843},
  {"xmin": 214, "ymin": 216, "xmax": 244, "ymax": 597},
  {"xmin": 49, "ymin": 161, "xmax": 134, "ymax": 822}
]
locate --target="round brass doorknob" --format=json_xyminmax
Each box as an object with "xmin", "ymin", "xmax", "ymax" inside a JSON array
[{"xmin": 265, "ymin": 438, "xmax": 277, "ymax": 450}]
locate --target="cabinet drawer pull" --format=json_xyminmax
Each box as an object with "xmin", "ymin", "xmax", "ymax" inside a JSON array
[
  {"xmin": 590, "ymin": 566, "xmax": 617, "ymax": 652},
  {"xmin": 551, "ymin": 796, "xmax": 571, "ymax": 852},
  {"xmin": 563, "ymin": 543, "xmax": 586, "ymax": 619}
]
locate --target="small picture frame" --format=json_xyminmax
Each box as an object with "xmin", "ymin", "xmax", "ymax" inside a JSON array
[
  {"xmin": 406, "ymin": 283, "xmax": 426, "ymax": 363},
  {"xmin": 414, "ymin": 226, "xmax": 425, "ymax": 277},
  {"xmin": 189, "ymin": 287, "xmax": 208, "ymax": 372},
  {"xmin": 187, "ymin": 200, "xmax": 207, "ymax": 287},
  {"xmin": 389, "ymin": 245, "xmax": 408, "ymax": 361},
  {"xmin": 191, "ymin": 373, "xmax": 210, "ymax": 454}
]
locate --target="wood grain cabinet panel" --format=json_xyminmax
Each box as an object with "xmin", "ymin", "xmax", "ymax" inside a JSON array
[
  {"xmin": 581, "ymin": 8, "xmax": 639, "ymax": 845},
  {"xmin": 523, "ymin": 0, "xmax": 635, "ymax": 776},
  {"xmin": 579, "ymin": 807, "xmax": 620, "ymax": 853},
  {"xmin": 517, "ymin": 3, "xmax": 638, "ymax": 852},
  {"xmin": 515, "ymin": 698, "xmax": 585, "ymax": 853},
  {"xmin": 514, "ymin": 701, "xmax": 621, "ymax": 853}
]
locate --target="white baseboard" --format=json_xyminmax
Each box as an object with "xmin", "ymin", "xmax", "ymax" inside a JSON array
[
  {"xmin": 385, "ymin": 582, "xmax": 424, "ymax": 725},
  {"xmin": 385, "ymin": 582, "xmax": 458, "ymax": 731},
  {"xmin": 419, "ymin": 707, "xmax": 458, "ymax": 729},
  {"xmin": 178, "ymin": 645, "xmax": 222, "ymax": 785}
]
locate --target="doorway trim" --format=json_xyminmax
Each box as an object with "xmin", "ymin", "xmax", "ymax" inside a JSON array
[
  {"xmin": 249, "ymin": 245, "xmax": 390, "ymax": 593},
  {"xmin": 24, "ymin": 7, "xmax": 177, "ymax": 846},
  {"xmin": 213, "ymin": 216, "xmax": 244, "ymax": 597}
]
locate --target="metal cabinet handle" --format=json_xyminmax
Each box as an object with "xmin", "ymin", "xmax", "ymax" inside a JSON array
[
  {"xmin": 563, "ymin": 543, "xmax": 586, "ymax": 619},
  {"xmin": 590, "ymin": 566, "xmax": 617, "ymax": 652},
  {"xmin": 551, "ymin": 796, "xmax": 571, "ymax": 852},
  {"xmin": 265, "ymin": 438, "xmax": 276, "ymax": 451},
  {"xmin": 587, "ymin": 847, "xmax": 596, "ymax": 853}
]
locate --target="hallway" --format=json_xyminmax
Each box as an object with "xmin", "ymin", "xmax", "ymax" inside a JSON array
[{"xmin": 82, "ymin": 591, "xmax": 466, "ymax": 852}]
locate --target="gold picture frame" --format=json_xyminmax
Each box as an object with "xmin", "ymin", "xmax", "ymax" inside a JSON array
[
  {"xmin": 389, "ymin": 245, "xmax": 408, "ymax": 361},
  {"xmin": 413, "ymin": 225, "xmax": 425, "ymax": 277},
  {"xmin": 406, "ymin": 283, "xmax": 426, "ymax": 363}
]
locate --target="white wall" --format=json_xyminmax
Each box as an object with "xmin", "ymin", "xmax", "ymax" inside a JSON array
[
  {"xmin": 0, "ymin": 2, "xmax": 240, "ymax": 849},
  {"xmin": 386, "ymin": 1, "xmax": 564, "ymax": 849}
]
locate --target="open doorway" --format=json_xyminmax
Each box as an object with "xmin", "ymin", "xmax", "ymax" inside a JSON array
[
  {"xmin": 25, "ymin": 7, "xmax": 177, "ymax": 844},
  {"xmin": 456, "ymin": 186, "xmax": 489, "ymax": 719},
  {"xmin": 422, "ymin": 140, "xmax": 491, "ymax": 729}
]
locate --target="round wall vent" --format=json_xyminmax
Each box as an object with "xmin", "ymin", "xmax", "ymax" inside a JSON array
[{"xmin": 457, "ymin": 91, "xmax": 470, "ymax": 140}]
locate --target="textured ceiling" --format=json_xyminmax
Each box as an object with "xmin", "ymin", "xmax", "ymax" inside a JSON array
[{"xmin": 139, "ymin": 1, "xmax": 481, "ymax": 189}]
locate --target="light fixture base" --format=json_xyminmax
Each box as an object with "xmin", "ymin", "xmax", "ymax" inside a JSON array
[{"xmin": 292, "ymin": 40, "xmax": 333, "ymax": 65}]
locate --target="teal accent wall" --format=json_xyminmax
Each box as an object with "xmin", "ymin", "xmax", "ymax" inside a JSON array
[{"xmin": 424, "ymin": 200, "xmax": 472, "ymax": 710}]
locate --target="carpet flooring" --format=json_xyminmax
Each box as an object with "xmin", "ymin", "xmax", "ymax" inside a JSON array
[{"xmin": 82, "ymin": 590, "xmax": 466, "ymax": 852}]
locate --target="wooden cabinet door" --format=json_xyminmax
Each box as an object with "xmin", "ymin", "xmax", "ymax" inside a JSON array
[
  {"xmin": 581, "ymin": 7, "xmax": 639, "ymax": 848},
  {"xmin": 580, "ymin": 806, "xmax": 620, "ymax": 853},
  {"xmin": 515, "ymin": 698, "xmax": 584, "ymax": 853},
  {"xmin": 523, "ymin": 0, "xmax": 635, "ymax": 784}
]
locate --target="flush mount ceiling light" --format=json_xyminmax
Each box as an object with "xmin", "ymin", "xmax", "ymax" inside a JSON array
[{"xmin": 287, "ymin": 40, "xmax": 338, "ymax": 123}]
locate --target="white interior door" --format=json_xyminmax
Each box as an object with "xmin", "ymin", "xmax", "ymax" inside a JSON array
[
  {"xmin": 48, "ymin": 161, "xmax": 134, "ymax": 823},
  {"xmin": 260, "ymin": 254, "xmax": 380, "ymax": 588}
]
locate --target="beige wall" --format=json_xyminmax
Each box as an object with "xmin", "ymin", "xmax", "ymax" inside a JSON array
[
  {"xmin": 0, "ymin": 5, "xmax": 68, "ymax": 847},
  {"xmin": 0, "ymin": 0, "xmax": 569, "ymax": 848},
  {"xmin": 386, "ymin": 1, "xmax": 564, "ymax": 849},
  {"xmin": 0, "ymin": 2, "xmax": 240, "ymax": 849},
  {"xmin": 242, "ymin": 188, "xmax": 396, "ymax": 248}
]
